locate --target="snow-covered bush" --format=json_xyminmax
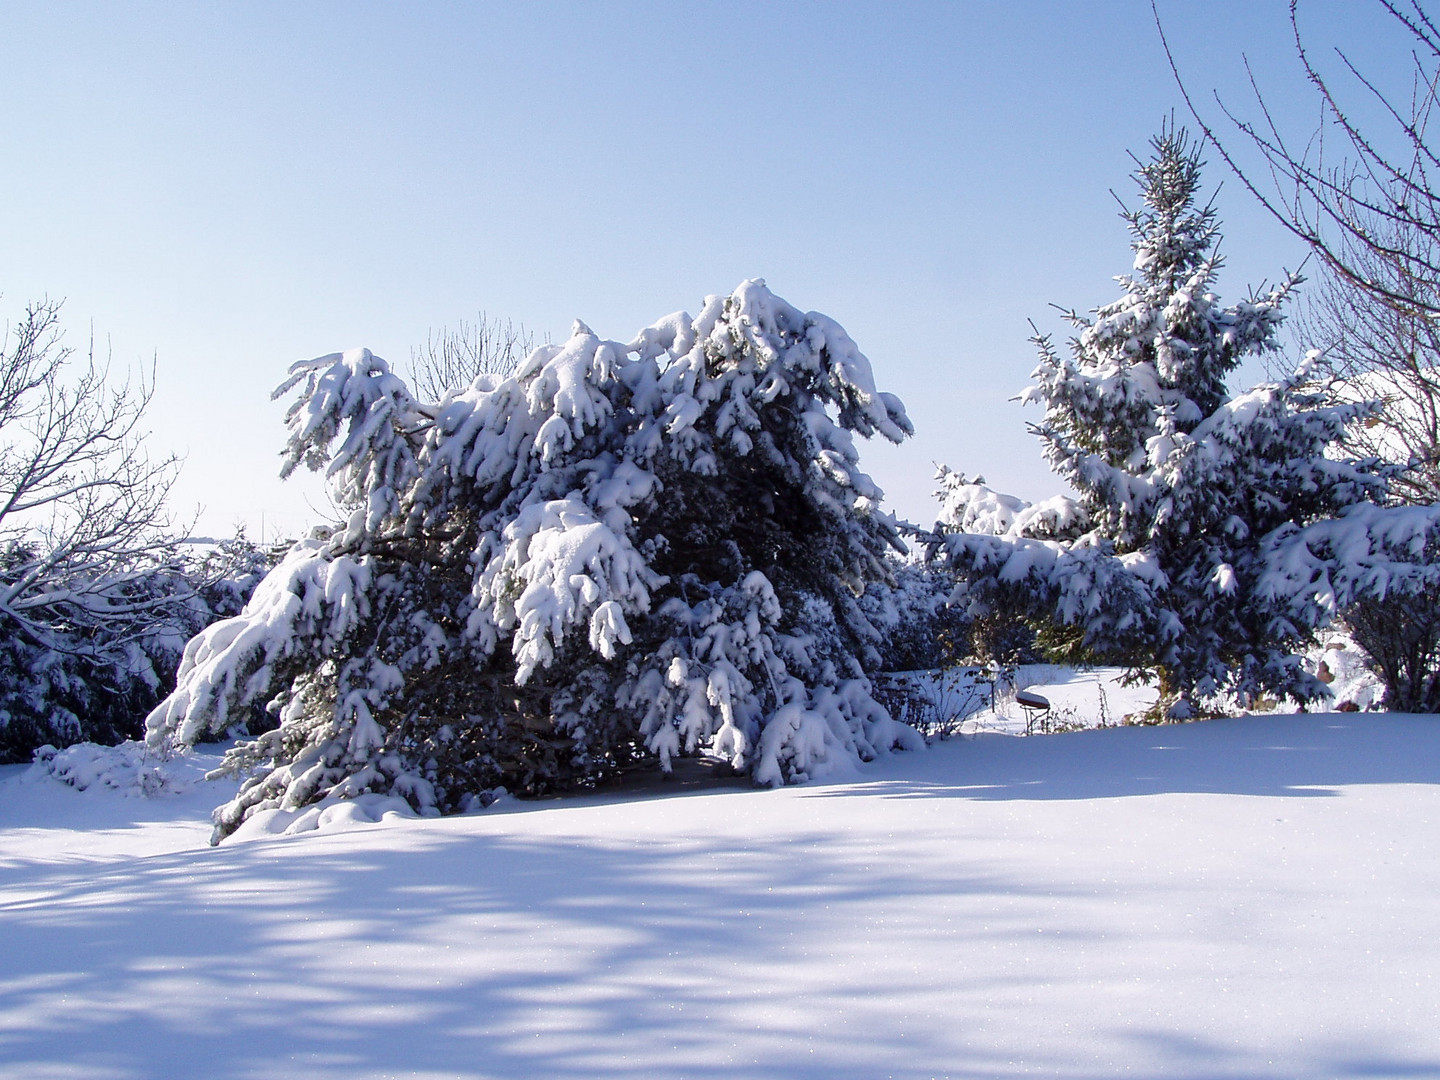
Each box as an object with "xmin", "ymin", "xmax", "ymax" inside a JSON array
[
  {"xmin": 0, "ymin": 534, "xmax": 276, "ymax": 762},
  {"xmin": 28, "ymin": 740, "xmax": 195, "ymax": 797},
  {"xmin": 1259, "ymin": 501, "xmax": 1440, "ymax": 710},
  {"xmin": 928, "ymin": 467, "xmax": 1063, "ymax": 664},
  {"xmin": 1344, "ymin": 592, "xmax": 1440, "ymax": 711},
  {"xmin": 1305, "ymin": 632, "xmax": 1385, "ymax": 712},
  {"xmin": 147, "ymin": 281, "xmax": 924, "ymax": 842},
  {"xmin": 936, "ymin": 129, "xmax": 1440, "ymax": 714}
]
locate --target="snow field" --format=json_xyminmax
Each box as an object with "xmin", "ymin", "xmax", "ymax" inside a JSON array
[{"xmin": 2, "ymin": 712, "xmax": 1438, "ymax": 1079}]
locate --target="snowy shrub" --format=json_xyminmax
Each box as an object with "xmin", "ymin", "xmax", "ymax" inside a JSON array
[
  {"xmin": 935, "ymin": 128, "xmax": 1440, "ymax": 714},
  {"xmin": 1343, "ymin": 592, "xmax": 1440, "ymax": 711},
  {"xmin": 1305, "ymin": 632, "xmax": 1385, "ymax": 712},
  {"xmin": 856, "ymin": 553, "xmax": 999, "ymax": 740},
  {"xmin": 29, "ymin": 740, "xmax": 194, "ymax": 797},
  {"xmin": 1258, "ymin": 502, "xmax": 1440, "ymax": 710},
  {"xmin": 0, "ymin": 534, "xmax": 277, "ymax": 762},
  {"xmin": 147, "ymin": 280, "xmax": 924, "ymax": 843}
]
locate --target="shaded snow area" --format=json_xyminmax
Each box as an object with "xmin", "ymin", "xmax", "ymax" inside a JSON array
[{"xmin": 3, "ymin": 714, "xmax": 1439, "ymax": 1079}]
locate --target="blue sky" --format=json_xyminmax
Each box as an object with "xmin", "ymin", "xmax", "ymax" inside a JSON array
[{"xmin": 0, "ymin": 1, "xmax": 1391, "ymax": 539}]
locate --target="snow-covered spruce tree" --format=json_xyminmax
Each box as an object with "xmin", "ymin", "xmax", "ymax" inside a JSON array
[
  {"xmin": 939, "ymin": 129, "xmax": 1407, "ymax": 713},
  {"xmin": 147, "ymin": 280, "xmax": 923, "ymax": 842}
]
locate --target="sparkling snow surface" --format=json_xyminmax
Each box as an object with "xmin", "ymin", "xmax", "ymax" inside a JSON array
[{"xmin": 2, "ymin": 713, "xmax": 1438, "ymax": 1079}]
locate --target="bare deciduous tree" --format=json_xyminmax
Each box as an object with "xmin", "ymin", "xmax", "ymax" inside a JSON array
[
  {"xmin": 1158, "ymin": 1, "xmax": 1440, "ymax": 709},
  {"xmin": 1292, "ymin": 235, "xmax": 1440, "ymax": 502},
  {"xmin": 406, "ymin": 312, "xmax": 535, "ymax": 402},
  {"xmin": 1159, "ymin": 0, "xmax": 1440, "ymax": 319},
  {"xmin": 0, "ymin": 297, "xmax": 180, "ymax": 657}
]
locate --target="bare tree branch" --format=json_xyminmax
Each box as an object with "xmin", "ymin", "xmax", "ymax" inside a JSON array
[
  {"xmin": 0, "ymin": 297, "xmax": 183, "ymax": 650},
  {"xmin": 406, "ymin": 312, "xmax": 536, "ymax": 403},
  {"xmin": 1157, "ymin": 1, "xmax": 1440, "ymax": 708},
  {"xmin": 1157, "ymin": 0, "xmax": 1440, "ymax": 318}
]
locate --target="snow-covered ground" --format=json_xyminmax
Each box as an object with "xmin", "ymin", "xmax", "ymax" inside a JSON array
[
  {"xmin": 886, "ymin": 644, "xmax": 1383, "ymax": 739},
  {"xmin": 2, "ymin": 710, "xmax": 1437, "ymax": 1079},
  {"xmin": 878, "ymin": 664, "xmax": 1159, "ymax": 738}
]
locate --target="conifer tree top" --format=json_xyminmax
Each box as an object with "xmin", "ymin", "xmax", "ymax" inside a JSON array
[{"xmin": 1025, "ymin": 127, "xmax": 1297, "ymax": 549}]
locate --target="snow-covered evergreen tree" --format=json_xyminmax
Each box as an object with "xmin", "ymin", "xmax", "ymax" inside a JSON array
[
  {"xmin": 147, "ymin": 281, "xmax": 923, "ymax": 842},
  {"xmin": 939, "ymin": 129, "xmax": 1427, "ymax": 712}
]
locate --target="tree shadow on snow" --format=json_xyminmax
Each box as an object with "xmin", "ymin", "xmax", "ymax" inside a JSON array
[{"xmin": 0, "ymin": 821, "xmax": 1026, "ymax": 1080}]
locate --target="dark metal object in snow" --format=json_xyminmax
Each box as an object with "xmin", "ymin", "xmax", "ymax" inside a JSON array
[{"xmin": 1016, "ymin": 690, "xmax": 1051, "ymax": 735}]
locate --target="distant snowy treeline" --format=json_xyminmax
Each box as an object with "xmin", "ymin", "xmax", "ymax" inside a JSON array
[{"xmin": 0, "ymin": 534, "xmax": 278, "ymax": 762}]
